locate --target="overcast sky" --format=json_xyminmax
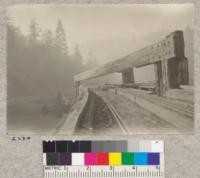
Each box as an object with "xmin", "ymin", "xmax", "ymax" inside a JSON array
[
  {"xmin": 7, "ymin": 4, "xmax": 194, "ymax": 46},
  {"xmin": 7, "ymin": 4, "xmax": 194, "ymax": 82}
]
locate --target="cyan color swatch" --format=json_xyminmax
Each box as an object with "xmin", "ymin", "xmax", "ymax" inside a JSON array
[{"xmin": 134, "ymin": 152, "xmax": 148, "ymax": 165}]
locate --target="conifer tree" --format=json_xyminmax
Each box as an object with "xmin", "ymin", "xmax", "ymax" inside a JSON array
[
  {"xmin": 55, "ymin": 19, "xmax": 68, "ymax": 55},
  {"xmin": 28, "ymin": 19, "xmax": 40, "ymax": 45}
]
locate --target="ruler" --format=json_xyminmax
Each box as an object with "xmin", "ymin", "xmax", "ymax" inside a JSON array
[{"xmin": 44, "ymin": 165, "xmax": 164, "ymax": 178}]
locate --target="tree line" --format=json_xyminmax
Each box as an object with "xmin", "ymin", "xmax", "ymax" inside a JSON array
[{"xmin": 7, "ymin": 19, "xmax": 94, "ymax": 99}]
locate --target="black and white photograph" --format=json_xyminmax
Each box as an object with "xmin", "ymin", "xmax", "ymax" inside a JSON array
[{"xmin": 7, "ymin": 4, "xmax": 194, "ymax": 135}]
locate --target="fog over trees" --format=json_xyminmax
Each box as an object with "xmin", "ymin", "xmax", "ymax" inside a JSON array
[
  {"xmin": 7, "ymin": 16, "xmax": 194, "ymax": 100},
  {"xmin": 7, "ymin": 19, "xmax": 94, "ymax": 99}
]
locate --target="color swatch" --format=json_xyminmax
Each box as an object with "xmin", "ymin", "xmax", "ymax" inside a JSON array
[{"xmin": 43, "ymin": 140, "xmax": 164, "ymax": 166}]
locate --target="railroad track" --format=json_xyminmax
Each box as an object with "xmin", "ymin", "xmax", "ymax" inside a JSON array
[
  {"xmin": 75, "ymin": 90, "xmax": 132, "ymax": 135},
  {"xmin": 121, "ymin": 89, "xmax": 193, "ymax": 118},
  {"xmin": 105, "ymin": 101, "xmax": 132, "ymax": 135},
  {"xmin": 152, "ymin": 98, "xmax": 193, "ymax": 118},
  {"xmin": 77, "ymin": 92, "xmax": 132, "ymax": 135}
]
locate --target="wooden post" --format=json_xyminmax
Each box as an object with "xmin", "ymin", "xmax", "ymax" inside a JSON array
[
  {"xmin": 154, "ymin": 62, "xmax": 164, "ymax": 96},
  {"xmin": 75, "ymin": 81, "xmax": 80, "ymax": 100},
  {"xmin": 155, "ymin": 58, "xmax": 188, "ymax": 96},
  {"xmin": 122, "ymin": 68, "xmax": 134, "ymax": 84},
  {"xmin": 167, "ymin": 31, "xmax": 189, "ymax": 88},
  {"xmin": 154, "ymin": 59, "xmax": 170, "ymax": 96},
  {"xmin": 167, "ymin": 57, "xmax": 188, "ymax": 88},
  {"xmin": 154, "ymin": 31, "xmax": 189, "ymax": 96},
  {"xmin": 179, "ymin": 58, "xmax": 189, "ymax": 85}
]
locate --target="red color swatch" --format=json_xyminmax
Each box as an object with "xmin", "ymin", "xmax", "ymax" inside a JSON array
[{"xmin": 97, "ymin": 153, "xmax": 109, "ymax": 165}]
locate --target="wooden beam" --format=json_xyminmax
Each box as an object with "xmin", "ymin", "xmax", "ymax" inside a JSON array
[{"xmin": 74, "ymin": 31, "xmax": 186, "ymax": 82}]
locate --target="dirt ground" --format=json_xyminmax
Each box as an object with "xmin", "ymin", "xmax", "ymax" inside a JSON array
[{"xmin": 94, "ymin": 89, "xmax": 180, "ymax": 134}]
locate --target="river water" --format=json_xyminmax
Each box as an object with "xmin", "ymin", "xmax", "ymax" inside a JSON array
[{"xmin": 7, "ymin": 96, "xmax": 73, "ymax": 134}]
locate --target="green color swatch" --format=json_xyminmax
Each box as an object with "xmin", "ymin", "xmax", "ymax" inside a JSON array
[{"xmin": 122, "ymin": 152, "xmax": 134, "ymax": 165}]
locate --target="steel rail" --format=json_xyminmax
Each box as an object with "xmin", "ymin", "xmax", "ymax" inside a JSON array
[{"xmin": 105, "ymin": 102, "xmax": 132, "ymax": 135}]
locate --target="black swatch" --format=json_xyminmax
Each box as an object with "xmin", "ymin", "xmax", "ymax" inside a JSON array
[
  {"xmin": 43, "ymin": 141, "xmax": 55, "ymax": 153},
  {"xmin": 68, "ymin": 141, "xmax": 79, "ymax": 152},
  {"xmin": 80, "ymin": 141, "xmax": 91, "ymax": 152},
  {"xmin": 56, "ymin": 141, "xmax": 69, "ymax": 152}
]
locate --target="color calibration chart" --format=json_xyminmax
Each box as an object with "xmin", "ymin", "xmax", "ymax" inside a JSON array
[{"xmin": 43, "ymin": 140, "xmax": 164, "ymax": 178}]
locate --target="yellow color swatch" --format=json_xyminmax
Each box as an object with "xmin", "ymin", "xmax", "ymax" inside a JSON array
[{"xmin": 109, "ymin": 152, "xmax": 122, "ymax": 165}]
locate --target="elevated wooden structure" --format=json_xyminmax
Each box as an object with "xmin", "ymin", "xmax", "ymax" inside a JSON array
[{"xmin": 74, "ymin": 31, "xmax": 188, "ymax": 96}]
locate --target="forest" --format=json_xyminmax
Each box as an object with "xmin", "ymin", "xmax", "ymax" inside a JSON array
[{"xmin": 7, "ymin": 18, "xmax": 93, "ymax": 100}]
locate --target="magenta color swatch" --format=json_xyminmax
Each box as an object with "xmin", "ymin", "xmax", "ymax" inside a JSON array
[{"xmin": 84, "ymin": 153, "xmax": 97, "ymax": 165}]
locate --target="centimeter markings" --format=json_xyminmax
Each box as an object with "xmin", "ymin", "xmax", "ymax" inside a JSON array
[{"xmin": 44, "ymin": 166, "xmax": 164, "ymax": 178}]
